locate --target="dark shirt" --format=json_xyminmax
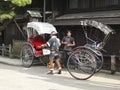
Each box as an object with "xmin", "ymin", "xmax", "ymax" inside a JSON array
[{"xmin": 62, "ymin": 36, "xmax": 75, "ymax": 51}]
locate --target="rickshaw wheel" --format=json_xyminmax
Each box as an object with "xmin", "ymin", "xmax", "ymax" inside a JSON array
[
  {"xmin": 72, "ymin": 46, "xmax": 103, "ymax": 73},
  {"xmin": 20, "ymin": 45, "xmax": 34, "ymax": 68},
  {"xmin": 67, "ymin": 48, "xmax": 96, "ymax": 80}
]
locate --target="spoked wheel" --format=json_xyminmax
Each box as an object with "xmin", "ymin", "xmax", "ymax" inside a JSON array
[
  {"xmin": 82, "ymin": 49, "xmax": 103, "ymax": 73},
  {"xmin": 38, "ymin": 56, "xmax": 49, "ymax": 66},
  {"xmin": 67, "ymin": 49, "xmax": 96, "ymax": 80},
  {"xmin": 73, "ymin": 46, "xmax": 104, "ymax": 73},
  {"xmin": 20, "ymin": 45, "xmax": 34, "ymax": 68}
]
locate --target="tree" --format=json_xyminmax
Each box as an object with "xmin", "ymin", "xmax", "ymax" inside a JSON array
[{"xmin": 0, "ymin": 0, "xmax": 32, "ymax": 30}]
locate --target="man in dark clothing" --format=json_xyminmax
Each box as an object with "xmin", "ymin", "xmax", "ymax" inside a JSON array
[
  {"xmin": 41, "ymin": 31, "xmax": 62, "ymax": 74},
  {"xmin": 61, "ymin": 31, "xmax": 76, "ymax": 67}
]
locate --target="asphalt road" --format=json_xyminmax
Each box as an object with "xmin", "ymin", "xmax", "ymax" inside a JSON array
[{"xmin": 0, "ymin": 63, "xmax": 120, "ymax": 90}]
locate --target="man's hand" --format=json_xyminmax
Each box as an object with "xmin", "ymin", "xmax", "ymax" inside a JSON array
[
  {"xmin": 36, "ymin": 45, "xmax": 44, "ymax": 49},
  {"xmin": 67, "ymin": 42, "xmax": 75, "ymax": 47},
  {"xmin": 63, "ymin": 42, "xmax": 68, "ymax": 45},
  {"xmin": 66, "ymin": 44, "xmax": 71, "ymax": 47},
  {"xmin": 40, "ymin": 45, "xmax": 45, "ymax": 49}
]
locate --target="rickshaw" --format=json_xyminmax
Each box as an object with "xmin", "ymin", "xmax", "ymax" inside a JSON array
[
  {"xmin": 20, "ymin": 22, "xmax": 57, "ymax": 68},
  {"xmin": 66, "ymin": 20, "xmax": 114, "ymax": 80}
]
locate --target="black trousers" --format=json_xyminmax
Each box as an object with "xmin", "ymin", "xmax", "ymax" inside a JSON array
[{"xmin": 62, "ymin": 51, "xmax": 69, "ymax": 67}]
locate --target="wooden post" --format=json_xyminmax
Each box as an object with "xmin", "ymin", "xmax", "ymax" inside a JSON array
[
  {"xmin": 111, "ymin": 55, "xmax": 116, "ymax": 74},
  {"xmin": 9, "ymin": 44, "xmax": 12, "ymax": 58},
  {"xmin": 2, "ymin": 44, "xmax": 5, "ymax": 56},
  {"xmin": 52, "ymin": 0, "xmax": 55, "ymax": 20},
  {"xmin": 43, "ymin": 0, "xmax": 46, "ymax": 22}
]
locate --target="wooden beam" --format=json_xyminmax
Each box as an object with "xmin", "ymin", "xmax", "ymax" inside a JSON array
[
  {"xmin": 43, "ymin": 0, "xmax": 46, "ymax": 22},
  {"xmin": 111, "ymin": 55, "xmax": 116, "ymax": 74}
]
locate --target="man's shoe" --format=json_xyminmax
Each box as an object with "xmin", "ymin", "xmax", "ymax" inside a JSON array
[
  {"xmin": 57, "ymin": 70, "xmax": 62, "ymax": 74},
  {"xmin": 47, "ymin": 70, "xmax": 54, "ymax": 75}
]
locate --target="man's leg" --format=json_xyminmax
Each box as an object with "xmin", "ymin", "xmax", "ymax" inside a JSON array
[
  {"xmin": 56, "ymin": 58, "xmax": 62, "ymax": 74},
  {"xmin": 47, "ymin": 54, "xmax": 54, "ymax": 74},
  {"xmin": 49, "ymin": 59, "xmax": 54, "ymax": 69},
  {"xmin": 63, "ymin": 51, "xmax": 68, "ymax": 67},
  {"xmin": 56, "ymin": 59, "xmax": 61, "ymax": 69}
]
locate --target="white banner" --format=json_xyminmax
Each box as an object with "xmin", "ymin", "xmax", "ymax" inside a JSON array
[{"xmin": 42, "ymin": 49, "xmax": 51, "ymax": 55}]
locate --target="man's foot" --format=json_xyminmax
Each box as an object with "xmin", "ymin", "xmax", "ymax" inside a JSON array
[
  {"xmin": 47, "ymin": 70, "xmax": 54, "ymax": 75},
  {"xmin": 57, "ymin": 69, "xmax": 62, "ymax": 74}
]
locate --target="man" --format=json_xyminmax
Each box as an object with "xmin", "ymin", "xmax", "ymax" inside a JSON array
[
  {"xmin": 41, "ymin": 31, "xmax": 62, "ymax": 74},
  {"xmin": 61, "ymin": 31, "xmax": 76, "ymax": 67}
]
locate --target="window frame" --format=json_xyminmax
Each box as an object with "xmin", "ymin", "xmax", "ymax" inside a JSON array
[{"xmin": 66, "ymin": 0, "xmax": 120, "ymax": 13}]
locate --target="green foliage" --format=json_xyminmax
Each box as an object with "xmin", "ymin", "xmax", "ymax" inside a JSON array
[
  {"xmin": 0, "ymin": 0, "xmax": 32, "ymax": 20},
  {"xmin": 11, "ymin": 0, "xmax": 32, "ymax": 7},
  {"xmin": 0, "ymin": 11, "xmax": 16, "ymax": 20},
  {"xmin": 0, "ymin": 1, "xmax": 14, "ymax": 20}
]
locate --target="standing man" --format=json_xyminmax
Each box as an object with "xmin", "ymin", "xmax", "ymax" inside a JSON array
[
  {"xmin": 61, "ymin": 31, "xmax": 76, "ymax": 67},
  {"xmin": 41, "ymin": 31, "xmax": 62, "ymax": 74}
]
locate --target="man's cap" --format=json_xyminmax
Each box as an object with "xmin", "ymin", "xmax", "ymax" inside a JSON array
[{"xmin": 51, "ymin": 31, "xmax": 57, "ymax": 35}]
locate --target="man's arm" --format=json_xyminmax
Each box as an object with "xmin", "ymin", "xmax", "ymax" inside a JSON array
[
  {"xmin": 61, "ymin": 37, "xmax": 68, "ymax": 45},
  {"xmin": 67, "ymin": 37, "xmax": 76, "ymax": 47},
  {"xmin": 61, "ymin": 40, "xmax": 68, "ymax": 45},
  {"xmin": 41, "ymin": 38, "xmax": 52, "ymax": 48},
  {"xmin": 67, "ymin": 41, "xmax": 75, "ymax": 47}
]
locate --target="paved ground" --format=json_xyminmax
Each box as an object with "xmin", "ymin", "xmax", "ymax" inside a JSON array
[
  {"xmin": 0, "ymin": 56, "xmax": 22, "ymax": 66},
  {"xmin": 0, "ymin": 56, "xmax": 120, "ymax": 90}
]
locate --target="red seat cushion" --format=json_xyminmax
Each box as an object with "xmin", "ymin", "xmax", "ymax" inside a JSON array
[{"xmin": 29, "ymin": 35, "xmax": 46, "ymax": 55}]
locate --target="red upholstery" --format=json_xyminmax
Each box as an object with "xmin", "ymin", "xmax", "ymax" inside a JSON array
[{"xmin": 29, "ymin": 35, "xmax": 46, "ymax": 55}]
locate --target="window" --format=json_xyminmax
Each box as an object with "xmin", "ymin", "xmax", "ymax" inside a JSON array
[
  {"xmin": 94, "ymin": 0, "xmax": 119, "ymax": 8},
  {"xmin": 67, "ymin": 0, "xmax": 120, "ymax": 12},
  {"xmin": 106, "ymin": 0, "xmax": 119, "ymax": 6},
  {"xmin": 69, "ymin": 0, "xmax": 78, "ymax": 9},
  {"xmin": 79, "ymin": 0, "xmax": 90, "ymax": 9}
]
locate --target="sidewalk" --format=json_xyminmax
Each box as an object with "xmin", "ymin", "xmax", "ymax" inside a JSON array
[
  {"xmin": 0, "ymin": 56, "xmax": 119, "ymax": 75},
  {"xmin": 0, "ymin": 56, "xmax": 22, "ymax": 66}
]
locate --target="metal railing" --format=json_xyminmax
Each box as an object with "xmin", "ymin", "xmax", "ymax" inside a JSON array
[{"xmin": 0, "ymin": 44, "xmax": 12, "ymax": 57}]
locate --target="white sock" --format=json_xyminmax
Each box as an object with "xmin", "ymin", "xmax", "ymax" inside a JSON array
[
  {"xmin": 58, "ymin": 67, "xmax": 62, "ymax": 70},
  {"xmin": 50, "ymin": 69, "xmax": 54, "ymax": 71}
]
